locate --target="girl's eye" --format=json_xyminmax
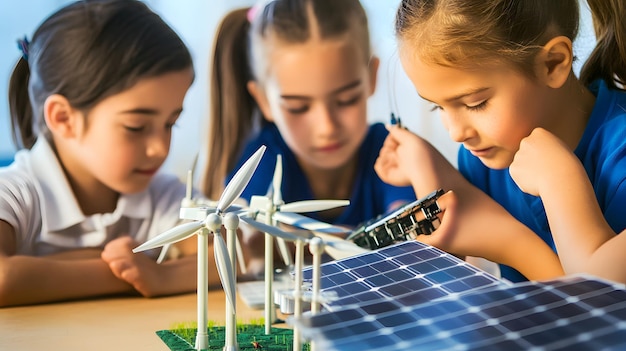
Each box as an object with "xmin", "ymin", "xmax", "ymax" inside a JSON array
[
  {"xmin": 337, "ymin": 95, "xmax": 360, "ymax": 107},
  {"xmin": 124, "ymin": 125, "xmax": 144, "ymax": 132},
  {"xmin": 285, "ymin": 106, "xmax": 309, "ymax": 114},
  {"xmin": 430, "ymin": 104, "xmax": 443, "ymax": 112},
  {"xmin": 165, "ymin": 121, "xmax": 177, "ymax": 130},
  {"xmin": 466, "ymin": 100, "xmax": 488, "ymax": 111}
]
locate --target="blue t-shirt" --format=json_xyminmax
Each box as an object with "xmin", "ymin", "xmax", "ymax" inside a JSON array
[
  {"xmin": 226, "ymin": 122, "xmax": 416, "ymax": 227},
  {"xmin": 459, "ymin": 80, "xmax": 626, "ymax": 282}
]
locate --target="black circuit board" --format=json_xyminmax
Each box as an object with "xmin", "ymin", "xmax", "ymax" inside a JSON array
[{"xmin": 347, "ymin": 188, "xmax": 445, "ymax": 250}]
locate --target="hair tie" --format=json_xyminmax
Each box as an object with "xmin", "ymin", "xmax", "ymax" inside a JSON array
[
  {"xmin": 17, "ymin": 36, "xmax": 30, "ymax": 61},
  {"xmin": 247, "ymin": 0, "xmax": 275, "ymax": 23},
  {"xmin": 247, "ymin": 3, "xmax": 261, "ymax": 22}
]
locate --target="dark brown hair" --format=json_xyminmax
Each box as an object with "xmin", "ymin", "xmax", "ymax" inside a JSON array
[
  {"xmin": 8, "ymin": 0, "xmax": 193, "ymax": 150},
  {"xmin": 201, "ymin": 0, "xmax": 370, "ymax": 199},
  {"xmin": 395, "ymin": 0, "xmax": 626, "ymax": 89}
]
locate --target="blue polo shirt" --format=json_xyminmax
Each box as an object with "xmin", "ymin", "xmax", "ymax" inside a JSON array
[
  {"xmin": 226, "ymin": 122, "xmax": 416, "ymax": 227},
  {"xmin": 459, "ymin": 80, "xmax": 626, "ymax": 282}
]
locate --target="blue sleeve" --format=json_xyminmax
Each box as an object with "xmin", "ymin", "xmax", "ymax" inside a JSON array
[
  {"xmin": 578, "ymin": 83, "xmax": 626, "ymax": 235},
  {"xmin": 589, "ymin": 128, "xmax": 626, "ymax": 234},
  {"xmin": 604, "ymin": 180, "xmax": 626, "ymax": 233}
]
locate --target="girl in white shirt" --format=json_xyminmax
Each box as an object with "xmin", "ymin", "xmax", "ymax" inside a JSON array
[{"xmin": 0, "ymin": 0, "xmax": 204, "ymax": 307}]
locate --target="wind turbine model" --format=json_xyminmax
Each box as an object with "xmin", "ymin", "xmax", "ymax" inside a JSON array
[
  {"xmin": 246, "ymin": 154, "xmax": 352, "ymax": 334},
  {"xmin": 266, "ymin": 228, "xmax": 366, "ymax": 351},
  {"xmin": 307, "ymin": 236, "xmax": 325, "ymax": 351},
  {"xmin": 288, "ymin": 231, "xmax": 367, "ymax": 351},
  {"xmin": 133, "ymin": 145, "xmax": 296, "ymax": 351},
  {"xmin": 158, "ymin": 163, "xmax": 248, "ymax": 274}
]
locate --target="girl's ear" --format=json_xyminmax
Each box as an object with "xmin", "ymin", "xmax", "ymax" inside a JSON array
[
  {"xmin": 43, "ymin": 94, "xmax": 82, "ymax": 139},
  {"xmin": 368, "ymin": 56, "xmax": 380, "ymax": 96},
  {"xmin": 247, "ymin": 80, "xmax": 274, "ymax": 122},
  {"xmin": 537, "ymin": 36, "xmax": 573, "ymax": 89}
]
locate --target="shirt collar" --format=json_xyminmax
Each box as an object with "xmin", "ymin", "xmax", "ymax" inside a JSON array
[{"xmin": 30, "ymin": 138, "xmax": 152, "ymax": 233}]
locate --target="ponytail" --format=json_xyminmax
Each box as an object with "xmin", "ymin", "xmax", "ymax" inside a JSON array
[
  {"xmin": 201, "ymin": 1, "xmax": 371, "ymax": 199},
  {"xmin": 201, "ymin": 8, "xmax": 260, "ymax": 199},
  {"xmin": 8, "ymin": 57, "xmax": 36, "ymax": 150},
  {"xmin": 580, "ymin": 0, "xmax": 626, "ymax": 89}
]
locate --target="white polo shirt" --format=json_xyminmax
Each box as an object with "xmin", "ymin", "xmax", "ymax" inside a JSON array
[{"xmin": 0, "ymin": 138, "xmax": 189, "ymax": 258}]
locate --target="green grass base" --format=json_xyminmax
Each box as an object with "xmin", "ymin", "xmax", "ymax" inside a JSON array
[{"xmin": 157, "ymin": 321, "xmax": 309, "ymax": 351}]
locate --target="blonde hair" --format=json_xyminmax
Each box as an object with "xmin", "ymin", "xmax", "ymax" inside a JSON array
[{"xmin": 395, "ymin": 0, "xmax": 626, "ymax": 89}]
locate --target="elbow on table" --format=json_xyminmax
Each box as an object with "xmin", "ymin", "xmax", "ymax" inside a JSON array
[
  {"xmin": 0, "ymin": 256, "xmax": 24, "ymax": 308},
  {"xmin": 0, "ymin": 260, "xmax": 11, "ymax": 307}
]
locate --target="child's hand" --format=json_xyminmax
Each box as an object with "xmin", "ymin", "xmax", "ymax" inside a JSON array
[
  {"xmin": 415, "ymin": 190, "xmax": 502, "ymax": 254},
  {"xmin": 410, "ymin": 190, "xmax": 492, "ymax": 259},
  {"xmin": 375, "ymin": 126, "xmax": 428, "ymax": 187},
  {"xmin": 510, "ymin": 128, "xmax": 581, "ymax": 196},
  {"xmin": 411, "ymin": 188, "xmax": 563, "ymax": 280},
  {"xmin": 101, "ymin": 236, "xmax": 161, "ymax": 297},
  {"xmin": 413, "ymin": 190, "xmax": 464, "ymax": 253}
]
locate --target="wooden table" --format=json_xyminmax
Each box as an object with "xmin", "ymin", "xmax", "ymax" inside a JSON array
[{"xmin": 0, "ymin": 289, "xmax": 265, "ymax": 351}]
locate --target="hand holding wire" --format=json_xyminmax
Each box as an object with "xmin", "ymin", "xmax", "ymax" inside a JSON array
[{"xmin": 390, "ymin": 113, "xmax": 406, "ymax": 130}]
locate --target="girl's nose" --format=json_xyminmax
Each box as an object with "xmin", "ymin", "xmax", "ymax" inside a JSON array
[
  {"xmin": 315, "ymin": 104, "xmax": 339, "ymax": 136},
  {"xmin": 442, "ymin": 112, "xmax": 472, "ymax": 143},
  {"xmin": 146, "ymin": 133, "xmax": 170, "ymax": 159}
]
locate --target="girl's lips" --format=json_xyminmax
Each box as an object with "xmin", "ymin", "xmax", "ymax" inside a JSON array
[
  {"xmin": 469, "ymin": 147, "xmax": 494, "ymax": 158},
  {"xmin": 135, "ymin": 169, "xmax": 158, "ymax": 176},
  {"xmin": 318, "ymin": 142, "xmax": 343, "ymax": 153}
]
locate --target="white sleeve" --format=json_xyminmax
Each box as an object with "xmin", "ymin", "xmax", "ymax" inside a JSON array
[{"xmin": 0, "ymin": 165, "xmax": 42, "ymax": 255}]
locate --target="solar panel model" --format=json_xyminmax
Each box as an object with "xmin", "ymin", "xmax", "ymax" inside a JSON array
[
  {"xmin": 295, "ymin": 274, "xmax": 626, "ymax": 351},
  {"xmin": 300, "ymin": 240, "xmax": 502, "ymax": 311}
]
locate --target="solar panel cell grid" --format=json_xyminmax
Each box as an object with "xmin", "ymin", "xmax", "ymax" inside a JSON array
[
  {"xmin": 296, "ymin": 275, "xmax": 626, "ymax": 351},
  {"xmin": 301, "ymin": 241, "xmax": 501, "ymax": 311}
]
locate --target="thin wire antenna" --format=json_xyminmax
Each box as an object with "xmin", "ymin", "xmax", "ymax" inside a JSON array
[{"xmin": 387, "ymin": 50, "xmax": 403, "ymax": 128}]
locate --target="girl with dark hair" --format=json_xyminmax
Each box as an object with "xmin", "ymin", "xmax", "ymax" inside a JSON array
[
  {"xmin": 0, "ymin": 0, "xmax": 204, "ymax": 307},
  {"xmin": 376, "ymin": 0, "xmax": 626, "ymax": 284},
  {"xmin": 202, "ymin": 0, "xmax": 416, "ymax": 236}
]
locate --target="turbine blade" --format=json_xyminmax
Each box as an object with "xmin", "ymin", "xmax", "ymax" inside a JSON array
[
  {"xmin": 272, "ymin": 154, "xmax": 283, "ymax": 205},
  {"xmin": 217, "ymin": 145, "xmax": 266, "ymax": 213},
  {"xmin": 239, "ymin": 216, "xmax": 307, "ymax": 242},
  {"xmin": 279, "ymin": 200, "xmax": 350, "ymax": 213},
  {"xmin": 276, "ymin": 237, "xmax": 293, "ymax": 267},
  {"xmin": 314, "ymin": 232, "xmax": 370, "ymax": 260},
  {"xmin": 133, "ymin": 221, "xmax": 204, "ymax": 253},
  {"xmin": 272, "ymin": 212, "xmax": 351, "ymax": 234},
  {"xmin": 214, "ymin": 233, "xmax": 236, "ymax": 312},
  {"xmin": 156, "ymin": 244, "xmax": 171, "ymax": 264},
  {"xmin": 179, "ymin": 204, "xmax": 244, "ymax": 221}
]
